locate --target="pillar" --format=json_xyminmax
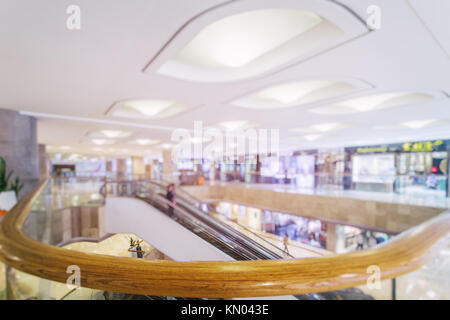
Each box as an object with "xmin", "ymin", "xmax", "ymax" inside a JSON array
[
  {"xmin": 131, "ymin": 156, "xmax": 145, "ymax": 178},
  {"xmin": 210, "ymin": 161, "xmax": 216, "ymax": 183},
  {"xmin": 116, "ymin": 158, "xmax": 126, "ymax": 177},
  {"xmin": 106, "ymin": 160, "xmax": 113, "ymax": 173},
  {"xmin": 162, "ymin": 149, "xmax": 175, "ymax": 182},
  {"xmin": 145, "ymin": 164, "xmax": 152, "ymax": 178},
  {"xmin": 38, "ymin": 144, "xmax": 49, "ymax": 180},
  {"xmin": 0, "ymin": 108, "xmax": 39, "ymax": 198},
  {"xmin": 326, "ymin": 222, "xmax": 337, "ymax": 252}
]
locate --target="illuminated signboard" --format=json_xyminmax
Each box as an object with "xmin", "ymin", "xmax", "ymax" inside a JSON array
[
  {"xmin": 351, "ymin": 140, "xmax": 447, "ymax": 154},
  {"xmin": 401, "ymin": 140, "xmax": 443, "ymax": 152}
]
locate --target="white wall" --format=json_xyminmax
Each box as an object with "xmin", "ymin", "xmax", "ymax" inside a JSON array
[{"xmin": 105, "ymin": 197, "xmax": 233, "ymax": 261}]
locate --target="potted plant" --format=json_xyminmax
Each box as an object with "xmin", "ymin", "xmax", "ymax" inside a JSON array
[{"xmin": 0, "ymin": 157, "xmax": 23, "ymax": 215}]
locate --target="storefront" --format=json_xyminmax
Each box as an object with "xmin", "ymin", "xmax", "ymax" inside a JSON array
[
  {"xmin": 260, "ymin": 151, "xmax": 317, "ymax": 187},
  {"xmin": 345, "ymin": 139, "xmax": 449, "ymax": 197},
  {"xmin": 335, "ymin": 224, "xmax": 391, "ymax": 253},
  {"xmin": 315, "ymin": 148, "xmax": 346, "ymax": 190},
  {"xmin": 213, "ymin": 201, "xmax": 327, "ymax": 249}
]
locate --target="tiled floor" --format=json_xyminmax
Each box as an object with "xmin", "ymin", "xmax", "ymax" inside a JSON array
[
  {"xmin": 7, "ymin": 233, "xmax": 161, "ymax": 300},
  {"xmin": 0, "ymin": 263, "xmax": 5, "ymax": 299},
  {"xmin": 359, "ymin": 235, "xmax": 450, "ymax": 300}
]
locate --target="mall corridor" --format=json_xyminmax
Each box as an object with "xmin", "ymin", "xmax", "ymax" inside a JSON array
[{"xmin": 0, "ymin": 0, "xmax": 449, "ymax": 306}]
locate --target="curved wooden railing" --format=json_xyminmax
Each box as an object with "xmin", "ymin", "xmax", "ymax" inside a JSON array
[{"xmin": 0, "ymin": 179, "xmax": 449, "ymax": 298}]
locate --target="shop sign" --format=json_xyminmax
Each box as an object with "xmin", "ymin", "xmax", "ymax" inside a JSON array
[{"xmin": 351, "ymin": 140, "xmax": 447, "ymax": 154}]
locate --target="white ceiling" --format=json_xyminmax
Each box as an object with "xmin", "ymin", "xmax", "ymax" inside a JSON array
[{"xmin": 1, "ymin": 0, "xmax": 450, "ymax": 159}]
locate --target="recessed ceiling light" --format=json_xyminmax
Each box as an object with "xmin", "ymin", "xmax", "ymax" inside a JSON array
[
  {"xmin": 161, "ymin": 143, "xmax": 174, "ymax": 149},
  {"xmin": 110, "ymin": 100, "xmax": 190, "ymax": 119},
  {"xmin": 290, "ymin": 122, "xmax": 350, "ymax": 133},
  {"xmin": 132, "ymin": 139, "xmax": 160, "ymax": 145},
  {"xmin": 309, "ymin": 91, "xmax": 436, "ymax": 115},
  {"xmin": 92, "ymin": 139, "xmax": 115, "ymax": 145},
  {"xmin": 304, "ymin": 134, "xmax": 322, "ymax": 141},
  {"xmin": 188, "ymin": 136, "xmax": 212, "ymax": 144},
  {"xmin": 312, "ymin": 123, "xmax": 344, "ymax": 132},
  {"xmin": 401, "ymin": 119, "xmax": 436, "ymax": 129},
  {"xmin": 214, "ymin": 120, "xmax": 258, "ymax": 131},
  {"xmin": 231, "ymin": 81, "xmax": 357, "ymax": 109},
  {"xmin": 97, "ymin": 130, "xmax": 132, "ymax": 138}
]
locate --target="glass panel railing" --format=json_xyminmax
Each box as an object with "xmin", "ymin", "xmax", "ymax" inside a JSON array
[
  {"xmin": 354, "ymin": 234, "xmax": 450, "ymax": 300},
  {"xmin": 3, "ymin": 175, "xmax": 447, "ymax": 300},
  {"xmin": 22, "ymin": 178, "xmax": 104, "ymax": 246},
  {"xmin": 0, "ymin": 262, "xmax": 5, "ymax": 300}
]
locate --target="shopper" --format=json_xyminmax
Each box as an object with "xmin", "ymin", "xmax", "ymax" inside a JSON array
[
  {"xmin": 166, "ymin": 183, "xmax": 176, "ymax": 217},
  {"xmin": 368, "ymin": 233, "xmax": 377, "ymax": 248},
  {"xmin": 283, "ymin": 234, "xmax": 290, "ymax": 254},
  {"xmin": 356, "ymin": 233, "xmax": 364, "ymax": 250}
]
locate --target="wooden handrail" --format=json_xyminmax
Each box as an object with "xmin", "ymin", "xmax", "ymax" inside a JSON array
[{"xmin": 0, "ymin": 179, "xmax": 449, "ymax": 298}]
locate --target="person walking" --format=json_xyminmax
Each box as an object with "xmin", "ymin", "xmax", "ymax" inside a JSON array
[
  {"xmin": 166, "ymin": 183, "xmax": 176, "ymax": 217},
  {"xmin": 283, "ymin": 234, "xmax": 290, "ymax": 254},
  {"xmin": 356, "ymin": 233, "xmax": 364, "ymax": 250}
]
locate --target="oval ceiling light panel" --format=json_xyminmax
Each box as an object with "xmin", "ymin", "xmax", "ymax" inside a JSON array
[
  {"xmin": 145, "ymin": 0, "xmax": 369, "ymax": 82},
  {"xmin": 231, "ymin": 80, "xmax": 362, "ymax": 109},
  {"xmin": 89, "ymin": 130, "xmax": 132, "ymax": 139},
  {"xmin": 212, "ymin": 120, "xmax": 259, "ymax": 131},
  {"xmin": 109, "ymin": 99, "xmax": 190, "ymax": 119},
  {"xmin": 308, "ymin": 91, "xmax": 441, "ymax": 115},
  {"xmin": 290, "ymin": 122, "xmax": 353, "ymax": 133},
  {"xmin": 176, "ymin": 9, "xmax": 322, "ymax": 69},
  {"xmin": 129, "ymin": 139, "xmax": 160, "ymax": 145}
]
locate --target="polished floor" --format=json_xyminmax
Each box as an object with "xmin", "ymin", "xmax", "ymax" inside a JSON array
[
  {"xmin": 5, "ymin": 233, "xmax": 166, "ymax": 300},
  {"xmin": 209, "ymin": 211, "xmax": 329, "ymax": 258},
  {"xmin": 358, "ymin": 234, "xmax": 450, "ymax": 300}
]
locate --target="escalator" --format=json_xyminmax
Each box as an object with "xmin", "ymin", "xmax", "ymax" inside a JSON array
[{"xmin": 105, "ymin": 179, "xmax": 373, "ymax": 300}]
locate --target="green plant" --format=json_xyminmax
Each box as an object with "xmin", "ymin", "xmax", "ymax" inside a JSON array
[
  {"xmin": 129, "ymin": 236, "xmax": 137, "ymax": 247},
  {"xmin": 0, "ymin": 156, "xmax": 24, "ymax": 197},
  {"xmin": 0, "ymin": 157, "xmax": 13, "ymax": 192},
  {"xmin": 9, "ymin": 176, "xmax": 24, "ymax": 198}
]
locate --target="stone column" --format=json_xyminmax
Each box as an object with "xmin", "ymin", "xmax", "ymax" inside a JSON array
[
  {"xmin": 116, "ymin": 158, "xmax": 126, "ymax": 177},
  {"xmin": 38, "ymin": 144, "xmax": 49, "ymax": 180},
  {"xmin": 210, "ymin": 161, "xmax": 216, "ymax": 183},
  {"xmin": 131, "ymin": 156, "xmax": 145, "ymax": 178},
  {"xmin": 106, "ymin": 160, "xmax": 113, "ymax": 173},
  {"xmin": 326, "ymin": 222, "xmax": 337, "ymax": 252},
  {"xmin": 145, "ymin": 164, "xmax": 152, "ymax": 179},
  {"xmin": 0, "ymin": 108, "xmax": 39, "ymax": 198},
  {"xmin": 162, "ymin": 149, "xmax": 175, "ymax": 182}
]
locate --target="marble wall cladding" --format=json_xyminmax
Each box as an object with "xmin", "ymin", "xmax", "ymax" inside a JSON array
[
  {"xmin": 38, "ymin": 144, "xmax": 48, "ymax": 180},
  {"xmin": 48, "ymin": 206, "xmax": 106, "ymax": 245},
  {"xmin": 183, "ymin": 185, "xmax": 444, "ymax": 233},
  {"xmin": 0, "ymin": 109, "xmax": 39, "ymax": 197}
]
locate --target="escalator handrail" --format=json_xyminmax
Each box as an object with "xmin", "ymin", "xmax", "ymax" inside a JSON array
[
  {"xmin": 110, "ymin": 180, "xmax": 263, "ymax": 260},
  {"xmin": 140, "ymin": 179, "xmax": 289, "ymax": 259},
  {"xmin": 134, "ymin": 182, "xmax": 276, "ymax": 260}
]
